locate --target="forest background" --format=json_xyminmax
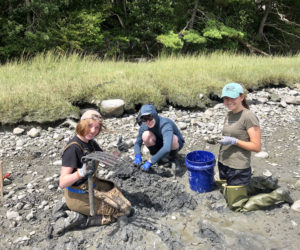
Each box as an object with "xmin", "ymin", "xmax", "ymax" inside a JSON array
[
  {"xmin": 0, "ymin": 0, "xmax": 300, "ymax": 125},
  {"xmin": 1, "ymin": 0, "xmax": 300, "ymax": 61}
]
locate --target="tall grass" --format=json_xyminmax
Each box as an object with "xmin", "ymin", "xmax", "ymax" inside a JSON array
[{"xmin": 0, "ymin": 52, "xmax": 299, "ymax": 124}]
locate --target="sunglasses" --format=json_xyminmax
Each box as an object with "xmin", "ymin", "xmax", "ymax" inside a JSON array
[{"xmin": 141, "ymin": 114, "xmax": 154, "ymax": 122}]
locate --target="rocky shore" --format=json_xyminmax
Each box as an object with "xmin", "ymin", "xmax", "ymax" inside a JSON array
[{"xmin": 0, "ymin": 87, "xmax": 300, "ymax": 249}]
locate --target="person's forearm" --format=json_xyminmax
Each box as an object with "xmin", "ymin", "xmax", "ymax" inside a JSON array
[
  {"xmin": 59, "ymin": 171, "xmax": 81, "ymax": 189},
  {"xmin": 236, "ymin": 140, "xmax": 261, "ymax": 153}
]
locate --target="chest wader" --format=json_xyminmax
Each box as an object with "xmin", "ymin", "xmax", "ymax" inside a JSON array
[
  {"xmin": 222, "ymin": 184, "xmax": 248, "ymax": 211},
  {"xmin": 222, "ymin": 180, "xmax": 293, "ymax": 212},
  {"xmin": 63, "ymin": 142, "xmax": 132, "ymax": 225}
]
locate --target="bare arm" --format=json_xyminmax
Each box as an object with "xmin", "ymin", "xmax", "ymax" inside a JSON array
[
  {"xmin": 59, "ymin": 166, "xmax": 82, "ymax": 189},
  {"xmin": 236, "ymin": 126, "xmax": 261, "ymax": 153}
]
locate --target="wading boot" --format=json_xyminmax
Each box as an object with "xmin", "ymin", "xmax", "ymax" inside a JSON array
[
  {"xmin": 223, "ymin": 184, "xmax": 248, "ymax": 212},
  {"xmin": 215, "ymin": 179, "xmax": 227, "ymax": 192},
  {"xmin": 87, "ymin": 215, "xmax": 117, "ymax": 226},
  {"xmin": 169, "ymin": 150, "xmax": 181, "ymax": 175},
  {"xmin": 247, "ymin": 176, "xmax": 279, "ymax": 196},
  {"xmin": 240, "ymin": 187, "xmax": 294, "ymax": 212},
  {"xmin": 53, "ymin": 211, "xmax": 88, "ymax": 236},
  {"xmin": 52, "ymin": 198, "xmax": 69, "ymax": 221}
]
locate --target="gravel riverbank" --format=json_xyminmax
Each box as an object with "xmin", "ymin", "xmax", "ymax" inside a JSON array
[{"xmin": 0, "ymin": 87, "xmax": 300, "ymax": 249}]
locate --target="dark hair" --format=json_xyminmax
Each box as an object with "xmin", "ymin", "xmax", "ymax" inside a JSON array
[
  {"xmin": 241, "ymin": 94, "xmax": 249, "ymax": 109},
  {"xmin": 135, "ymin": 102, "xmax": 155, "ymax": 126}
]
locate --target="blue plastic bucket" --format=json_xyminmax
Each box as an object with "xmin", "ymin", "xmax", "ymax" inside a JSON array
[{"xmin": 185, "ymin": 150, "xmax": 216, "ymax": 193}]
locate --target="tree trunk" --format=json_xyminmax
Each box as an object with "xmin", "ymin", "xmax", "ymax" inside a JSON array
[
  {"xmin": 25, "ymin": 0, "xmax": 31, "ymax": 31},
  {"xmin": 188, "ymin": 0, "xmax": 200, "ymax": 30},
  {"xmin": 256, "ymin": 0, "xmax": 272, "ymax": 40}
]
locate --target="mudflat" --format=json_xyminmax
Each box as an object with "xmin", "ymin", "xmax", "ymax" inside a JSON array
[{"xmin": 0, "ymin": 87, "xmax": 299, "ymax": 249}]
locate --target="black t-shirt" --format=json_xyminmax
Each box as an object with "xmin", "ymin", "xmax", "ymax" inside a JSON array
[{"xmin": 62, "ymin": 135, "xmax": 102, "ymax": 186}]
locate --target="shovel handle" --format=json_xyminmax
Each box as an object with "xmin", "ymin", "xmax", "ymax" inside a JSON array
[{"xmin": 88, "ymin": 160, "xmax": 96, "ymax": 216}]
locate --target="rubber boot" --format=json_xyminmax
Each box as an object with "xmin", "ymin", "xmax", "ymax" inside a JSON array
[
  {"xmin": 240, "ymin": 187, "xmax": 294, "ymax": 212},
  {"xmin": 52, "ymin": 199, "xmax": 68, "ymax": 221},
  {"xmin": 52, "ymin": 211, "xmax": 88, "ymax": 236},
  {"xmin": 223, "ymin": 184, "xmax": 248, "ymax": 211},
  {"xmin": 247, "ymin": 176, "xmax": 279, "ymax": 196},
  {"xmin": 215, "ymin": 179, "xmax": 226, "ymax": 192},
  {"xmin": 169, "ymin": 150, "xmax": 181, "ymax": 175},
  {"xmin": 87, "ymin": 215, "xmax": 117, "ymax": 226}
]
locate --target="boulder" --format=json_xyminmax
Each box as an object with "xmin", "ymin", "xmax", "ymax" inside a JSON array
[
  {"xmin": 284, "ymin": 96, "xmax": 300, "ymax": 105},
  {"xmin": 27, "ymin": 128, "xmax": 41, "ymax": 138},
  {"xmin": 100, "ymin": 99, "xmax": 125, "ymax": 117},
  {"xmin": 13, "ymin": 127, "xmax": 25, "ymax": 135}
]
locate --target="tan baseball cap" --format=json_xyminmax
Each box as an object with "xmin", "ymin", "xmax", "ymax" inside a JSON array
[{"xmin": 80, "ymin": 110, "xmax": 102, "ymax": 120}]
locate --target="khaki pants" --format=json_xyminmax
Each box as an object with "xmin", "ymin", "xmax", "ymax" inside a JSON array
[{"xmin": 64, "ymin": 177, "xmax": 131, "ymax": 218}]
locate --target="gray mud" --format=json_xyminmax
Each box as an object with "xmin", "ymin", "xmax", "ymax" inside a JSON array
[{"xmin": 0, "ymin": 87, "xmax": 300, "ymax": 250}]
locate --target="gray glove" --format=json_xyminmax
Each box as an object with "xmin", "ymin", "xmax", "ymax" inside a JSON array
[
  {"xmin": 78, "ymin": 163, "xmax": 95, "ymax": 178},
  {"xmin": 117, "ymin": 136, "xmax": 129, "ymax": 152},
  {"xmin": 217, "ymin": 136, "xmax": 238, "ymax": 145}
]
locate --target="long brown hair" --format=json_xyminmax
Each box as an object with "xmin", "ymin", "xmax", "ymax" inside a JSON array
[{"xmin": 241, "ymin": 94, "xmax": 249, "ymax": 109}]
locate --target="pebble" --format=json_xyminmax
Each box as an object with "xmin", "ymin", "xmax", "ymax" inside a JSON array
[
  {"xmin": 6, "ymin": 210, "xmax": 20, "ymax": 220},
  {"xmin": 291, "ymin": 200, "xmax": 300, "ymax": 212},
  {"xmin": 255, "ymin": 151, "xmax": 269, "ymax": 159},
  {"xmin": 263, "ymin": 170, "xmax": 273, "ymax": 177}
]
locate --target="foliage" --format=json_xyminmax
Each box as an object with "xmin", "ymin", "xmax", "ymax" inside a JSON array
[
  {"xmin": 182, "ymin": 30, "xmax": 207, "ymax": 44},
  {"xmin": 0, "ymin": 0, "xmax": 299, "ymax": 61},
  {"xmin": 157, "ymin": 31, "xmax": 184, "ymax": 52}
]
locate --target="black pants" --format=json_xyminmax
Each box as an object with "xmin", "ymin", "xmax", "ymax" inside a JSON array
[
  {"xmin": 147, "ymin": 136, "xmax": 184, "ymax": 155},
  {"xmin": 218, "ymin": 162, "xmax": 252, "ymax": 186}
]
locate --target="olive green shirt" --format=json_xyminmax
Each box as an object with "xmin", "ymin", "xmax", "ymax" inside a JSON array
[{"xmin": 218, "ymin": 109, "xmax": 259, "ymax": 170}]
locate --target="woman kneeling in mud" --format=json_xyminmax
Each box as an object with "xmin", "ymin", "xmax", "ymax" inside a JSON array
[
  {"xmin": 58, "ymin": 109, "xmax": 131, "ymax": 232},
  {"xmin": 216, "ymin": 83, "xmax": 293, "ymax": 212}
]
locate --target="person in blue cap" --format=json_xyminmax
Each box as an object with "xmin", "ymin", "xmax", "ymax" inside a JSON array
[
  {"xmin": 216, "ymin": 83, "xmax": 293, "ymax": 212},
  {"xmin": 133, "ymin": 104, "xmax": 185, "ymax": 173}
]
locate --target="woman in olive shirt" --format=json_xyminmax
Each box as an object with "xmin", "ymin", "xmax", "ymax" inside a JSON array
[{"xmin": 217, "ymin": 83, "xmax": 293, "ymax": 212}]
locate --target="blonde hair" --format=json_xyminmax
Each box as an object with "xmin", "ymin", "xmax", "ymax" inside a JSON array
[{"xmin": 75, "ymin": 118, "xmax": 105, "ymax": 137}]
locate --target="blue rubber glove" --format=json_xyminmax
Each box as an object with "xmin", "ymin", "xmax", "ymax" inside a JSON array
[
  {"xmin": 134, "ymin": 154, "xmax": 142, "ymax": 166},
  {"xmin": 141, "ymin": 161, "xmax": 153, "ymax": 171},
  {"xmin": 217, "ymin": 136, "xmax": 238, "ymax": 145}
]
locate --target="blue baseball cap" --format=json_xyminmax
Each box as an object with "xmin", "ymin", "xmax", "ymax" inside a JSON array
[
  {"xmin": 221, "ymin": 82, "xmax": 244, "ymax": 98},
  {"xmin": 140, "ymin": 104, "xmax": 157, "ymax": 116}
]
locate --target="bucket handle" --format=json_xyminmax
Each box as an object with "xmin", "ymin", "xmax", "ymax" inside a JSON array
[
  {"xmin": 188, "ymin": 164, "xmax": 215, "ymax": 176},
  {"xmin": 203, "ymin": 168, "xmax": 215, "ymax": 176}
]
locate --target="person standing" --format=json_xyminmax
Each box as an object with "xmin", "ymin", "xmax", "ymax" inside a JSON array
[
  {"xmin": 133, "ymin": 104, "xmax": 184, "ymax": 173},
  {"xmin": 217, "ymin": 82, "xmax": 293, "ymax": 211}
]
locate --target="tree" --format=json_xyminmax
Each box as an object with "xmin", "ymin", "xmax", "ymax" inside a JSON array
[{"xmin": 254, "ymin": 0, "xmax": 300, "ymax": 54}]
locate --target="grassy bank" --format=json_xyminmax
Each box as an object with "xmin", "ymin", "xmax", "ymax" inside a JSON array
[{"xmin": 0, "ymin": 52, "xmax": 299, "ymax": 124}]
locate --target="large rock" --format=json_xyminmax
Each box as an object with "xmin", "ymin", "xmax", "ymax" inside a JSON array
[
  {"xmin": 13, "ymin": 127, "xmax": 25, "ymax": 135},
  {"xmin": 100, "ymin": 99, "xmax": 125, "ymax": 117},
  {"xmin": 27, "ymin": 128, "xmax": 41, "ymax": 138},
  {"xmin": 284, "ymin": 96, "xmax": 300, "ymax": 105}
]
